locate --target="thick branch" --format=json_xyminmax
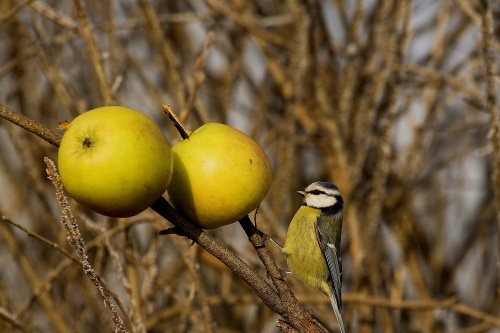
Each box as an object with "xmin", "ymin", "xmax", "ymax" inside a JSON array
[
  {"xmin": 239, "ymin": 216, "xmax": 328, "ymax": 333},
  {"xmin": 151, "ymin": 197, "xmax": 286, "ymax": 315}
]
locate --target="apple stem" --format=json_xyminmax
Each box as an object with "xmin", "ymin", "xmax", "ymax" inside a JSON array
[{"xmin": 162, "ymin": 104, "xmax": 190, "ymax": 140}]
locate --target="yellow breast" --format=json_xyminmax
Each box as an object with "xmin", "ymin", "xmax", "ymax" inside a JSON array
[{"xmin": 282, "ymin": 206, "xmax": 331, "ymax": 295}]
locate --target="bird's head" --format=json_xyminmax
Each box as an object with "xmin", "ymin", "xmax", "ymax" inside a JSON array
[{"xmin": 299, "ymin": 181, "xmax": 343, "ymax": 210}]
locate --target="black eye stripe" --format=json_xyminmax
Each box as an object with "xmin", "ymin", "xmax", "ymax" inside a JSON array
[{"xmin": 307, "ymin": 189, "xmax": 340, "ymax": 196}]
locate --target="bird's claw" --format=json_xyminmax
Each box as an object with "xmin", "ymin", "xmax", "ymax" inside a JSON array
[
  {"xmin": 261, "ymin": 232, "xmax": 283, "ymax": 250},
  {"xmin": 159, "ymin": 227, "xmax": 195, "ymax": 245},
  {"xmin": 277, "ymin": 268, "xmax": 291, "ymax": 280}
]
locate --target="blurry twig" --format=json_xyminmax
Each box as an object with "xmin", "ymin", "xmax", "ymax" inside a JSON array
[
  {"xmin": 136, "ymin": 0, "xmax": 186, "ymax": 112},
  {"xmin": 0, "ymin": 307, "xmax": 33, "ymax": 333},
  {"xmin": 0, "ymin": 215, "xmax": 71, "ymax": 333},
  {"xmin": 0, "ymin": 45, "xmax": 38, "ymax": 79},
  {"xmin": 364, "ymin": 0, "xmax": 411, "ymax": 254},
  {"xmin": 179, "ymin": 31, "xmax": 215, "ymax": 123},
  {"xmin": 1, "ymin": 215, "xmax": 75, "ymax": 262},
  {"xmin": 0, "ymin": 0, "xmax": 34, "ymax": 25},
  {"xmin": 172, "ymin": 238, "xmax": 216, "ymax": 333},
  {"xmin": 0, "ymin": 214, "xmax": 133, "ymax": 330},
  {"xmin": 105, "ymin": 235, "xmax": 146, "ymax": 333},
  {"xmin": 399, "ymin": 65, "xmax": 486, "ymax": 112},
  {"xmin": 44, "ymin": 158, "xmax": 129, "ymax": 333},
  {"xmin": 343, "ymin": 294, "xmax": 500, "ymax": 327},
  {"xmin": 72, "ymin": 0, "xmax": 114, "ymax": 105},
  {"xmin": 204, "ymin": 0, "xmax": 289, "ymax": 49},
  {"xmin": 30, "ymin": 0, "xmax": 78, "ymax": 31},
  {"xmin": 479, "ymin": 0, "xmax": 500, "ymax": 284}
]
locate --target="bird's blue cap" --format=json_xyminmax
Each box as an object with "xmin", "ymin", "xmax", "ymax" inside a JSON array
[{"xmin": 313, "ymin": 181, "xmax": 339, "ymax": 191}]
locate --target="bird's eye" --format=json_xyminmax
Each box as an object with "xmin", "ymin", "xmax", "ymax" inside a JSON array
[{"xmin": 311, "ymin": 190, "xmax": 322, "ymax": 195}]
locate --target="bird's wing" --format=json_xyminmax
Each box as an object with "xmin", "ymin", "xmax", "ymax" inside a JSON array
[{"xmin": 315, "ymin": 219, "xmax": 342, "ymax": 309}]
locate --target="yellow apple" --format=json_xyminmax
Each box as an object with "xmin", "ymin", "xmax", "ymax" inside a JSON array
[
  {"xmin": 167, "ymin": 123, "xmax": 272, "ymax": 229},
  {"xmin": 58, "ymin": 106, "xmax": 173, "ymax": 217}
]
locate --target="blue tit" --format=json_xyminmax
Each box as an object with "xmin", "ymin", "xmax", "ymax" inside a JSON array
[{"xmin": 282, "ymin": 181, "xmax": 345, "ymax": 333}]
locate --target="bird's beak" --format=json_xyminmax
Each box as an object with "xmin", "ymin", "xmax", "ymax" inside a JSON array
[{"xmin": 297, "ymin": 190, "xmax": 305, "ymax": 197}]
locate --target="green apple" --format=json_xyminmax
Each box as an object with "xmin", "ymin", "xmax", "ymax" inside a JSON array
[
  {"xmin": 58, "ymin": 106, "xmax": 173, "ymax": 217},
  {"xmin": 167, "ymin": 123, "xmax": 272, "ymax": 229}
]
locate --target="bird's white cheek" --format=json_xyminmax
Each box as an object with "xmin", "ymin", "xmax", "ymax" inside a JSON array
[{"xmin": 306, "ymin": 194, "xmax": 337, "ymax": 208}]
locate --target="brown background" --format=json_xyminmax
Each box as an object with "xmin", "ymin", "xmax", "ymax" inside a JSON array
[{"xmin": 0, "ymin": 1, "xmax": 499, "ymax": 332}]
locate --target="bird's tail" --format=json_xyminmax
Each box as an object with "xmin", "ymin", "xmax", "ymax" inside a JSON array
[{"xmin": 329, "ymin": 294, "xmax": 346, "ymax": 333}]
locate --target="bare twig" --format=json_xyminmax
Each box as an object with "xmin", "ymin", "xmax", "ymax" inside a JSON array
[
  {"xmin": 136, "ymin": 0, "xmax": 186, "ymax": 112},
  {"xmin": 0, "ymin": 104, "xmax": 62, "ymax": 147},
  {"xmin": 343, "ymin": 294, "xmax": 500, "ymax": 327},
  {"xmin": 44, "ymin": 157, "xmax": 129, "ymax": 333},
  {"xmin": 172, "ymin": 238, "xmax": 216, "ymax": 333},
  {"xmin": 0, "ymin": 0, "xmax": 34, "ymax": 25},
  {"xmin": 105, "ymin": 234, "xmax": 146, "ymax": 333},
  {"xmin": 152, "ymin": 197, "xmax": 286, "ymax": 316},
  {"xmin": 0, "ymin": 307, "xmax": 33, "ymax": 333},
  {"xmin": 72, "ymin": 0, "xmax": 114, "ymax": 105},
  {"xmin": 1, "ymin": 215, "xmax": 75, "ymax": 261},
  {"xmin": 0, "ymin": 216, "xmax": 71, "ymax": 333},
  {"xmin": 179, "ymin": 31, "xmax": 215, "ymax": 123},
  {"xmin": 203, "ymin": 0, "xmax": 290, "ymax": 49}
]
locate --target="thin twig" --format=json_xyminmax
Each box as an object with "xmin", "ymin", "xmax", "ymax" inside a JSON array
[
  {"xmin": 44, "ymin": 157, "xmax": 129, "ymax": 333},
  {"xmin": 0, "ymin": 0, "xmax": 34, "ymax": 25},
  {"xmin": 204, "ymin": 0, "xmax": 290, "ymax": 49},
  {"xmin": 0, "ymin": 307, "xmax": 34, "ymax": 333},
  {"xmin": 136, "ymin": 0, "xmax": 186, "ymax": 111},
  {"xmin": 105, "ymin": 234, "xmax": 146, "ymax": 333},
  {"xmin": 179, "ymin": 31, "xmax": 215, "ymax": 123},
  {"xmin": 343, "ymin": 294, "xmax": 500, "ymax": 327},
  {"xmin": 172, "ymin": 238, "xmax": 216, "ymax": 333},
  {"xmin": 1, "ymin": 215, "xmax": 75, "ymax": 262},
  {"xmin": 72, "ymin": 0, "xmax": 114, "ymax": 105}
]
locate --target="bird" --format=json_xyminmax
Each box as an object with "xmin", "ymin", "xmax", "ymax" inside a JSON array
[{"xmin": 282, "ymin": 181, "xmax": 345, "ymax": 333}]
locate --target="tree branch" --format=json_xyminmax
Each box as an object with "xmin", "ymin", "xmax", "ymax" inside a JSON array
[
  {"xmin": 151, "ymin": 197, "xmax": 287, "ymax": 316},
  {"xmin": 239, "ymin": 216, "xmax": 329, "ymax": 333},
  {"xmin": 0, "ymin": 104, "xmax": 62, "ymax": 147}
]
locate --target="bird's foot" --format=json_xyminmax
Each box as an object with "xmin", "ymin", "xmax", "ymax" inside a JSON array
[{"xmin": 258, "ymin": 230, "xmax": 283, "ymax": 250}]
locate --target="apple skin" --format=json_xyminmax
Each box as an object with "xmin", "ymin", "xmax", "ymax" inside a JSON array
[
  {"xmin": 58, "ymin": 106, "xmax": 172, "ymax": 217},
  {"xmin": 167, "ymin": 123, "xmax": 272, "ymax": 229}
]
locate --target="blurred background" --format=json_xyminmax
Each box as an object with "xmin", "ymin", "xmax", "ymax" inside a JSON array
[{"xmin": 1, "ymin": 0, "xmax": 499, "ymax": 332}]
